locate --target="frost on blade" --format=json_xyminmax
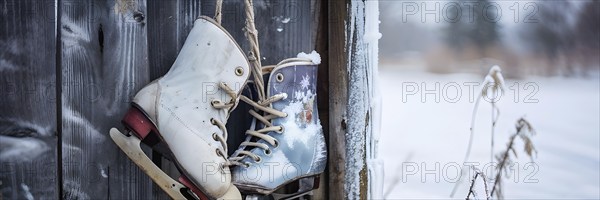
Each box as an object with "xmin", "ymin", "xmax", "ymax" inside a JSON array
[{"xmin": 297, "ymin": 50, "xmax": 321, "ymax": 64}]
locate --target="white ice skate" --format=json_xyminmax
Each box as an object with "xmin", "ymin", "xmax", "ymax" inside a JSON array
[
  {"xmin": 229, "ymin": 56, "xmax": 327, "ymax": 199},
  {"xmin": 110, "ymin": 16, "xmax": 250, "ymax": 199}
]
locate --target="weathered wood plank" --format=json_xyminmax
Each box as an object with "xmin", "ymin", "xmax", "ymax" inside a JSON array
[
  {"xmin": 60, "ymin": 0, "xmax": 152, "ymax": 198},
  {"xmin": 327, "ymin": 0, "xmax": 348, "ymax": 197},
  {"xmin": 0, "ymin": 0, "xmax": 59, "ymax": 199},
  {"xmin": 202, "ymin": 0, "xmax": 316, "ymax": 66},
  {"xmin": 148, "ymin": 0, "xmax": 201, "ymax": 79},
  {"xmin": 328, "ymin": 0, "xmax": 375, "ymax": 199}
]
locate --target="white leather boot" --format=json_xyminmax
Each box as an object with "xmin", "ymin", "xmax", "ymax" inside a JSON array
[{"xmin": 110, "ymin": 16, "xmax": 249, "ymax": 199}]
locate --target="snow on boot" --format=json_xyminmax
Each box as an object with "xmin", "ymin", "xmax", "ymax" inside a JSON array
[
  {"xmin": 110, "ymin": 16, "xmax": 249, "ymax": 199},
  {"xmin": 229, "ymin": 55, "xmax": 327, "ymax": 198}
]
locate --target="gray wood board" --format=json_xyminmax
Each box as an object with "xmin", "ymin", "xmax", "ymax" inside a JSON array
[
  {"xmin": 59, "ymin": 0, "xmax": 153, "ymax": 198},
  {"xmin": 0, "ymin": 0, "xmax": 59, "ymax": 199}
]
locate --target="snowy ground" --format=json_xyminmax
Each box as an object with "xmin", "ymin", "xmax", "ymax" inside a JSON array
[{"xmin": 379, "ymin": 66, "xmax": 600, "ymax": 199}]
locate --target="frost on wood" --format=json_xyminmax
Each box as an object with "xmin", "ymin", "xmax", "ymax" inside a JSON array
[
  {"xmin": 343, "ymin": 0, "xmax": 381, "ymax": 199},
  {"xmin": 364, "ymin": 0, "xmax": 383, "ymax": 199}
]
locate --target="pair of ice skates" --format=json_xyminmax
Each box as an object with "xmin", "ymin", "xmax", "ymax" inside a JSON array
[{"xmin": 109, "ymin": 16, "xmax": 326, "ymax": 200}]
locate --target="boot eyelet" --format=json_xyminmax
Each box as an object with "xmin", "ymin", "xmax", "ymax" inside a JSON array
[
  {"xmin": 215, "ymin": 149, "xmax": 221, "ymax": 156},
  {"xmin": 212, "ymin": 133, "xmax": 218, "ymax": 141},
  {"xmin": 273, "ymin": 139, "xmax": 279, "ymax": 148},
  {"xmin": 276, "ymin": 73, "xmax": 284, "ymax": 82},
  {"xmin": 276, "ymin": 126, "xmax": 285, "ymax": 133},
  {"xmin": 235, "ymin": 66, "xmax": 244, "ymax": 76},
  {"xmin": 211, "ymin": 100, "xmax": 220, "ymax": 107},
  {"xmin": 210, "ymin": 118, "xmax": 216, "ymax": 125},
  {"xmin": 244, "ymin": 162, "xmax": 251, "ymax": 168},
  {"xmin": 254, "ymin": 156, "xmax": 262, "ymax": 163},
  {"xmin": 264, "ymin": 149, "xmax": 271, "ymax": 155}
]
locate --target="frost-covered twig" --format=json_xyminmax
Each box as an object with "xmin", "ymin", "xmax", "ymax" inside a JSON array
[
  {"xmin": 466, "ymin": 168, "xmax": 490, "ymax": 200},
  {"xmin": 490, "ymin": 118, "xmax": 537, "ymax": 199}
]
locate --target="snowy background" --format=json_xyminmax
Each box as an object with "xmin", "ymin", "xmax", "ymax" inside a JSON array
[
  {"xmin": 378, "ymin": 0, "xmax": 599, "ymax": 199},
  {"xmin": 379, "ymin": 67, "xmax": 599, "ymax": 199}
]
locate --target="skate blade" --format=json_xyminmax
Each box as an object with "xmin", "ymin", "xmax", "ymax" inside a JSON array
[
  {"xmin": 268, "ymin": 176, "xmax": 320, "ymax": 200},
  {"xmin": 110, "ymin": 128, "xmax": 195, "ymax": 200},
  {"xmin": 270, "ymin": 190, "xmax": 313, "ymax": 200}
]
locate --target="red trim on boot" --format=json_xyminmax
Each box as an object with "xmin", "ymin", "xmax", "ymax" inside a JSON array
[{"xmin": 122, "ymin": 106, "xmax": 158, "ymax": 140}]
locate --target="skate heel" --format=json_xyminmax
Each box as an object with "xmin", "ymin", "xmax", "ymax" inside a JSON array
[{"xmin": 122, "ymin": 106, "xmax": 161, "ymax": 147}]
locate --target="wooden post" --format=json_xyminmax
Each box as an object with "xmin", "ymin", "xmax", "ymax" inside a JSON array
[{"xmin": 328, "ymin": 0, "xmax": 379, "ymax": 199}]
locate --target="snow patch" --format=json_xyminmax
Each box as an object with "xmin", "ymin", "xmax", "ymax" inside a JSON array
[
  {"xmin": 280, "ymin": 89, "xmax": 321, "ymax": 149},
  {"xmin": 21, "ymin": 183, "xmax": 34, "ymax": 200},
  {"xmin": 281, "ymin": 18, "xmax": 291, "ymax": 23},
  {"xmin": 101, "ymin": 169, "xmax": 108, "ymax": 178},
  {"xmin": 296, "ymin": 51, "xmax": 321, "ymax": 65}
]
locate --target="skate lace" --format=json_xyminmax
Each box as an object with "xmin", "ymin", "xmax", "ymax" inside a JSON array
[
  {"xmin": 210, "ymin": 82, "xmax": 239, "ymax": 164},
  {"xmin": 227, "ymin": 93, "xmax": 288, "ymax": 166},
  {"xmin": 227, "ymin": 58, "xmax": 314, "ymax": 167}
]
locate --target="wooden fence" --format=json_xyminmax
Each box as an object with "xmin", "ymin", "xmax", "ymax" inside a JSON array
[{"xmin": 0, "ymin": 0, "xmax": 377, "ymax": 199}]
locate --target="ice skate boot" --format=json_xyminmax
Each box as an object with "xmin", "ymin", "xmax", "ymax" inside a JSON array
[
  {"xmin": 110, "ymin": 16, "xmax": 249, "ymax": 199},
  {"xmin": 229, "ymin": 55, "xmax": 327, "ymax": 199}
]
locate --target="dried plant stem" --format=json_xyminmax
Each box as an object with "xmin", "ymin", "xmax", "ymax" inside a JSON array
[
  {"xmin": 490, "ymin": 125, "xmax": 522, "ymax": 197},
  {"xmin": 491, "ymin": 102, "xmax": 500, "ymax": 164},
  {"xmin": 450, "ymin": 94, "xmax": 482, "ymax": 197},
  {"xmin": 466, "ymin": 170, "xmax": 490, "ymax": 200}
]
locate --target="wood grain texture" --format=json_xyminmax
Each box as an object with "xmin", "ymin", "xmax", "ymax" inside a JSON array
[
  {"xmin": 60, "ymin": 0, "xmax": 152, "ymax": 199},
  {"xmin": 0, "ymin": 0, "xmax": 58, "ymax": 199},
  {"xmin": 327, "ymin": 0, "xmax": 348, "ymax": 198},
  {"xmin": 328, "ymin": 0, "xmax": 372, "ymax": 199}
]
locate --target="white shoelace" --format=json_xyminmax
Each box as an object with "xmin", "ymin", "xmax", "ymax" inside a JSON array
[
  {"xmin": 228, "ymin": 93, "xmax": 288, "ymax": 167},
  {"xmin": 210, "ymin": 82, "xmax": 238, "ymax": 166}
]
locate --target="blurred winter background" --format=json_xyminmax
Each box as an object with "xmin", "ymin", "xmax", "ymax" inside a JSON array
[{"xmin": 378, "ymin": 0, "xmax": 599, "ymax": 199}]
